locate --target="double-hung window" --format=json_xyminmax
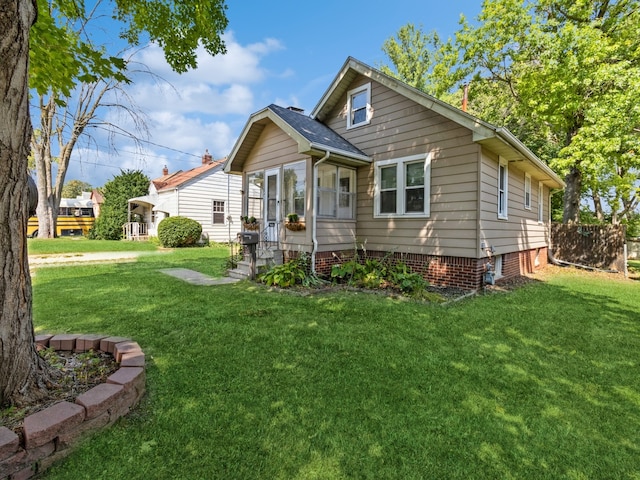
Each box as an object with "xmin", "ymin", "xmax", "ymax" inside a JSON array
[
  {"xmin": 498, "ymin": 157, "xmax": 508, "ymax": 220},
  {"xmin": 317, "ymin": 164, "xmax": 356, "ymax": 219},
  {"xmin": 347, "ymin": 83, "xmax": 371, "ymax": 129},
  {"xmin": 374, "ymin": 153, "xmax": 431, "ymax": 218},
  {"xmin": 524, "ymin": 173, "xmax": 531, "ymax": 210},
  {"xmin": 212, "ymin": 200, "xmax": 225, "ymax": 224}
]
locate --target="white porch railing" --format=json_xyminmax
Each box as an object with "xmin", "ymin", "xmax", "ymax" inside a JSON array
[{"xmin": 122, "ymin": 222, "xmax": 148, "ymax": 240}]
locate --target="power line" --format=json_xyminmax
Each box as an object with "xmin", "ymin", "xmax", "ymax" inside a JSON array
[
  {"xmin": 29, "ymin": 101, "xmax": 207, "ymax": 160},
  {"xmin": 90, "ymin": 125, "xmax": 203, "ymax": 159}
]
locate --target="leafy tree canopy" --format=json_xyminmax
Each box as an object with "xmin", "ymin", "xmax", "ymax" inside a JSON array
[
  {"xmin": 90, "ymin": 169, "xmax": 149, "ymax": 240},
  {"xmin": 380, "ymin": 0, "xmax": 640, "ymax": 224},
  {"xmin": 30, "ymin": 0, "xmax": 228, "ymax": 97},
  {"xmin": 61, "ymin": 179, "xmax": 92, "ymax": 198}
]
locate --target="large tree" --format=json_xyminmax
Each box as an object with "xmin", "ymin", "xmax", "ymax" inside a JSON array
[
  {"xmin": 31, "ymin": 0, "xmax": 228, "ymax": 238},
  {"xmin": 31, "ymin": 75, "xmax": 148, "ymax": 238},
  {"xmin": 381, "ymin": 0, "xmax": 640, "ymax": 224},
  {"xmin": 91, "ymin": 169, "xmax": 149, "ymax": 240},
  {"xmin": 0, "ymin": 0, "xmax": 57, "ymax": 407},
  {"xmin": 1, "ymin": 0, "xmax": 228, "ymax": 407},
  {"xmin": 61, "ymin": 179, "xmax": 93, "ymax": 199}
]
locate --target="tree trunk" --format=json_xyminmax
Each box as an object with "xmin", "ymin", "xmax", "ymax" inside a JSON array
[
  {"xmin": 33, "ymin": 96, "xmax": 58, "ymax": 238},
  {"xmin": 591, "ymin": 189, "xmax": 605, "ymax": 222},
  {"xmin": 0, "ymin": 0, "xmax": 57, "ymax": 407},
  {"xmin": 562, "ymin": 165, "xmax": 582, "ymax": 224}
]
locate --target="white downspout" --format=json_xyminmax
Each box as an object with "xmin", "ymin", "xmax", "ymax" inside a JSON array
[
  {"xmin": 227, "ymin": 173, "xmax": 231, "ymax": 244},
  {"xmin": 312, "ymin": 151, "xmax": 331, "ymax": 274}
]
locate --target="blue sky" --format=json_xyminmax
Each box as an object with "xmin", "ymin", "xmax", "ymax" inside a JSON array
[{"xmin": 62, "ymin": 0, "xmax": 483, "ymax": 189}]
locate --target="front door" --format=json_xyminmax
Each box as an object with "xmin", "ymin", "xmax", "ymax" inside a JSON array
[{"xmin": 264, "ymin": 168, "xmax": 280, "ymax": 242}]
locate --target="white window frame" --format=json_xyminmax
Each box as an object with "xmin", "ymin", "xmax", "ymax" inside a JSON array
[
  {"xmin": 317, "ymin": 164, "xmax": 356, "ymax": 219},
  {"xmin": 346, "ymin": 83, "xmax": 372, "ymax": 129},
  {"xmin": 212, "ymin": 200, "xmax": 226, "ymax": 225},
  {"xmin": 498, "ymin": 157, "xmax": 508, "ymax": 220},
  {"xmin": 538, "ymin": 183, "xmax": 544, "ymax": 224},
  {"xmin": 374, "ymin": 153, "xmax": 431, "ymax": 218},
  {"xmin": 524, "ymin": 173, "xmax": 531, "ymax": 210}
]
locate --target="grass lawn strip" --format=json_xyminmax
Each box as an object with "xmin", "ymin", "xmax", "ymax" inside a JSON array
[{"xmin": 28, "ymin": 243, "xmax": 640, "ymax": 479}]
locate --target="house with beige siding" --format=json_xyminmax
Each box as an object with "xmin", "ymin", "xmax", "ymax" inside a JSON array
[
  {"xmin": 224, "ymin": 57, "xmax": 565, "ymax": 289},
  {"xmin": 126, "ymin": 151, "xmax": 242, "ymax": 243}
]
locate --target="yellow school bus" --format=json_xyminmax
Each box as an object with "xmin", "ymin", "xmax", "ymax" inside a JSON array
[{"xmin": 28, "ymin": 194, "xmax": 95, "ymax": 237}]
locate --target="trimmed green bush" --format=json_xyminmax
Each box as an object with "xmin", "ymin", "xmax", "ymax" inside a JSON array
[{"xmin": 157, "ymin": 216, "xmax": 202, "ymax": 248}]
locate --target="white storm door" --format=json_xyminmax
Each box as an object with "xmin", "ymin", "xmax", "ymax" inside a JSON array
[{"xmin": 264, "ymin": 168, "xmax": 280, "ymax": 242}]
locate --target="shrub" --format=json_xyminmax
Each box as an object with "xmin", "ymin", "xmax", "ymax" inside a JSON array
[
  {"xmin": 260, "ymin": 253, "xmax": 324, "ymax": 288},
  {"xmin": 157, "ymin": 216, "xmax": 202, "ymax": 248},
  {"xmin": 331, "ymin": 255, "xmax": 429, "ymax": 296}
]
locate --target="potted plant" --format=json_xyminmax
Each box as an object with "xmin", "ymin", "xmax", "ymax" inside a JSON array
[
  {"xmin": 241, "ymin": 215, "xmax": 260, "ymax": 231},
  {"xmin": 285, "ymin": 213, "xmax": 305, "ymax": 231}
]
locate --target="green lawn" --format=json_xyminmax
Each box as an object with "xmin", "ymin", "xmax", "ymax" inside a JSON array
[
  {"xmin": 28, "ymin": 237, "xmax": 159, "ymax": 255},
  {"xmin": 31, "ymin": 245, "xmax": 640, "ymax": 479}
]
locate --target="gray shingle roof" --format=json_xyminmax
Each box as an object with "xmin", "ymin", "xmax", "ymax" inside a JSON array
[{"xmin": 267, "ymin": 104, "xmax": 366, "ymax": 158}]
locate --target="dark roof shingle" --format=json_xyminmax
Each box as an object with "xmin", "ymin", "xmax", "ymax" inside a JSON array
[{"xmin": 267, "ymin": 104, "xmax": 366, "ymax": 158}]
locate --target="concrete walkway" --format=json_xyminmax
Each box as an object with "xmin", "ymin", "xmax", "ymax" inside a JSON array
[{"xmin": 159, "ymin": 268, "xmax": 240, "ymax": 286}]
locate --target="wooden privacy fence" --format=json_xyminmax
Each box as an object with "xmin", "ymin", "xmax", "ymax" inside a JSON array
[{"xmin": 550, "ymin": 223, "xmax": 627, "ymax": 272}]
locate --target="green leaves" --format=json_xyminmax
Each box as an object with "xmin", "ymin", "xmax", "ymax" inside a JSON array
[
  {"xmin": 90, "ymin": 169, "xmax": 149, "ymax": 240},
  {"xmin": 380, "ymin": 0, "xmax": 640, "ymax": 224},
  {"xmin": 113, "ymin": 0, "xmax": 228, "ymax": 73},
  {"xmin": 30, "ymin": 0, "xmax": 228, "ymax": 95}
]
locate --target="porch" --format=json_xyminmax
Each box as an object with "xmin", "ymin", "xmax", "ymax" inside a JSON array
[
  {"xmin": 122, "ymin": 222, "xmax": 149, "ymax": 241},
  {"xmin": 228, "ymin": 222, "xmax": 283, "ymax": 280}
]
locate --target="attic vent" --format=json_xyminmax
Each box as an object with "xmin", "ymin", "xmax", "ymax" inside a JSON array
[{"xmin": 286, "ymin": 106, "xmax": 304, "ymax": 114}]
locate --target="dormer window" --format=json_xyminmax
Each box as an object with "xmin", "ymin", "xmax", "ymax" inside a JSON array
[{"xmin": 347, "ymin": 83, "xmax": 371, "ymax": 129}]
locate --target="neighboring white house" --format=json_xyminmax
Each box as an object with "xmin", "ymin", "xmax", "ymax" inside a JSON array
[{"xmin": 126, "ymin": 151, "xmax": 242, "ymax": 243}]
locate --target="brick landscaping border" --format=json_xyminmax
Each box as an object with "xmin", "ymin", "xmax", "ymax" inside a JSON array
[{"xmin": 0, "ymin": 334, "xmax": 145, "ymax": 480}]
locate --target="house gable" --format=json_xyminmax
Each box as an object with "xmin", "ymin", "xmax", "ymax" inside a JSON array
[
  {"xmin": 224, "ymin": 105, "xmax": 371, "ymax": 175},
  {"xmin": 312, "ymin": 57, "xmax": 564, "ymax": 189}
]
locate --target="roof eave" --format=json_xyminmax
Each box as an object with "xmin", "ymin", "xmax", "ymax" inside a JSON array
[
  {"xmin": 307, "ymin": 143, "xmax": 371, "ymax": 166},
  {"xmin": 474, "ymin": 129, "xmax": 565, "ymax": 189},
  {"xmin": 226, "ymin": 104, "xmax": 371, "ymax": 172},
  {"xmin": 224, "ymin": 107, "xmax": 272, "ymax": 175}
]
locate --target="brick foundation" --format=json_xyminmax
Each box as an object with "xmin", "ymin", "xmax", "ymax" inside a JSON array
[
  {"xmin": 0, "ymin": 334, "xmax": 145, "ymax": 480},
  {"xmin": 308, "ymin": 247, "xmax": 549, "ymax": 290}
]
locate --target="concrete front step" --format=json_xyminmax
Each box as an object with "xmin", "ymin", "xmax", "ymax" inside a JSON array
[{"xmin": 228, "ymin": 249, "xmax": 283, "ymax": 280}]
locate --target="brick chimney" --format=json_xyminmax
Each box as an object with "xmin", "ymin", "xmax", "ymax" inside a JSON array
[
  {"xmin": 162, "ymin": 165, "xmax": 169, "ymax": 176},
  {"xmin": 202, "ymin": 149, "xmax": 213, "ymax": 164}
]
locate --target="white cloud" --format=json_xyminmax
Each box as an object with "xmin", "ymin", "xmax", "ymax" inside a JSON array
[
  {"xmin": 129, "ymin": 31, "xmax": 284, "ymax": 86},
  {"xmin": 63, "ymin": 32, "xmax": 287, "ymax": 188},
  {"xmin": 126, "ymin": 81, "xmax": 254, "ymax": 116}
]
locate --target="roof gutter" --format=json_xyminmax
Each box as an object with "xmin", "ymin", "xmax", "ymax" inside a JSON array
[
  {"xmin": 308, "ymin": 142, "xmax": 371, "ymax": 164},
  {"xmin": 312, "ymin": 150, "xmax": 331, "ymax": 273},
  {"xmin": 495, "ymin": 127, "xmax": 566, "ymax": 188}
]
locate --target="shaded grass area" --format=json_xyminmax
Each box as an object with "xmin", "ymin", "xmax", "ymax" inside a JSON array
[
  {"xmin": 32, "ymin": 247, "xmax": 640, "ymax": 479},
  {"xmin": 28, "ymin": 238, "xmax": 159, "ymax": 255}
]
